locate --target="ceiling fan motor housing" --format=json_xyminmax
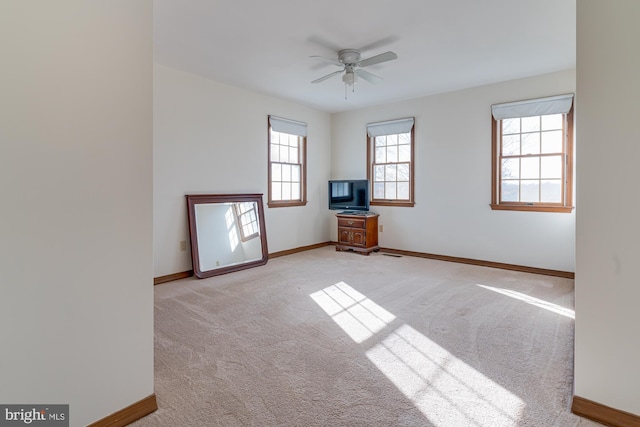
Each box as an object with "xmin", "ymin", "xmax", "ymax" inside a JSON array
[{"xmin": 338, "ymin": 49, "xmax": 361, "ymax": 64}]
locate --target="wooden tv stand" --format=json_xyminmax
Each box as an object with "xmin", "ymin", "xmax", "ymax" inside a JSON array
[{"xmin": 335, "ymin": 212, "xmax": 379, "ymax": 255}]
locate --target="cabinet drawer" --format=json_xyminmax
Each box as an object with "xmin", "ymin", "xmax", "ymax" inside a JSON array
[{"xmin": 337, "ymin": 218, "xmax": 365, "ymax": 229}]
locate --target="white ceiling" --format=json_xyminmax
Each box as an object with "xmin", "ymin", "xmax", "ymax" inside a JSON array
[{"xmin": 154, "ymin": 0, "xmax": 575, "ymax": 114}]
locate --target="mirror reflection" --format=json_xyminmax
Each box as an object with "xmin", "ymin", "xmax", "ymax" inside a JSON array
[{"xmin": 186, "ymin": 194, "xmax": 268, "ymax": 278}]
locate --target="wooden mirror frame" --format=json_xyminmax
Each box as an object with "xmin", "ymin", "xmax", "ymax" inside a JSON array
[{"xmin": 186, "ymin": 193, "xmax": 268, "ymax": 278}]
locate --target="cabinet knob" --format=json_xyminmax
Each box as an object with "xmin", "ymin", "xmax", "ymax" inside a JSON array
[{"xmin": 348, "ymin": 221, "xmax": 354, "ymax": 225}]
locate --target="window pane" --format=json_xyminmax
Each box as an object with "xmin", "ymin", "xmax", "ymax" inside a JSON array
[
  {"xmin": 375, "ymin": 136, "xmax": 386, "ymax": 147},
  {"xmin": 290, "ymin": 146, "xmax": 298, "ymax": 163},
  {"xmin": 386, "ymin": 145, "xmax": 398, "ymax": 162},
  {"xmin": 521, "ymin": 157, "xmax": 540, "ymax": 179},
  {"xmin": 398, "ymin": 144, "xmax": 411, "ymax": 162},
  {"xmin": 280, "ymin": 145, "xmax": 288, "ymax": 163},
  {"xmin": 399, "ymin": 133, "xmax": 411, "ymax": 144},
  {"xmin": 521, "ymin": 116, "xmax": 540, "ymax": 133},
  {"xmin": 282, "ymin": 164, "xmax": 291, "ymax": 181},
  {"xmin": 271, "ymin": 144, "xmax": 280, "ymax": 162},
  {"xmin": 541, "ymin": 130, "xmax": 563, "ymax": 153},
  {"xmin": 521, "ymin": 180, "xmax": 539, "ymax": 202},
  {"xmin": 288, "ymin": 134, "xmax": 298, "ymax": 147},
  {"xmin": 281, "ymin": 183, "xmax": 291, "ymax": 200},
  {"xmin": 502, "ymin": 180, "xmax": 519, "ymax": 202},
  {"xmin": 502, "ymin": 118, "xmax": 520, "ymax": 135},
  {"xmin": 397, "ymin": 163, "xmax": 410, "ymax": 181},
  {"xmin": 385, "ymin": 164, "xmax": 397, "ymax": 181},
  {"xmin": 291, "ymin": 183, "xmax": 300, "ymax": 200},
  {"xmin": 374, "ymin": 165, "xmax": 385, "ymax": 181},
  {"xmin": 290, "ymin": 164, "xmax": 300, "ymax": 182},
  {"xmin": 541, "ymin": 156, "xmax": 562, "ymax": 179},
  {"xmin": 502, "ymin": 158, "xmax": 520, "ymax": 179},
  {"xmin": 397, "ymin": 182, "xmax": 410, "ymax": 200},
  {"xmin": 541, "ymin": 180, "xmax": 562, "ymax": 203},
  {"xmin": 521, "ymin": 132, "xmax": 540, "ymax": 155},
  {"xmin": 272, "ymin": 163, "xmax": 282, "ymax": 181},
  {"xmin": 373, "ymin": 182, "xmax": 385, "ymax": 198},
  {"xmin": 272, "ymin": 182, "xmax": 282, "ymax": 200},
  {"xmin": 375, "ymin": 147, "xmax": 386, "ymax": 163},
  {"xmin": 385, "ymin": 182, "xmax": 397, "ymax": 199},
  {"xmin": 270, "ymin": 130, "xmax": 279, "ymax": 144},
  {"xmin": 502, "ymin": 134, "xmax": 520, "ymax": 156},
  {"xmin": 541, "ymin": 114, "xmax": 563, "ymax": 131},
  {"xmin": 387, "ymin": 134, "xmax": 398, "ymax": 145}
]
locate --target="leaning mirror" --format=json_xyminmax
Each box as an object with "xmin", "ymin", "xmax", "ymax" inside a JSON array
[{"xmin": 186, "ymin": 194, "xmax": 268, "ymax": 278}]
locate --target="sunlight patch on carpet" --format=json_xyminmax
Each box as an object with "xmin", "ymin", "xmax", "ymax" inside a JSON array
[
  {"xmin": 311, "ymin": 282, "xmax": 525, "ymax": 426},
  {"xmin": 310, "ymin": 281, "xmax": 396, "ymax": 343},
  {"xmin": 366, "ymin": 324, "xmax": 524, "ymax": 426},
  {"xmin": 477, "ymin": 284, "xmax": 575, "ymax": 319}
]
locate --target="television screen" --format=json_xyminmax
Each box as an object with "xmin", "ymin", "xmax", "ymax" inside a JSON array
[{"xmin": 328, "ymin": 180, "xmax": 369, "ymax": 211}]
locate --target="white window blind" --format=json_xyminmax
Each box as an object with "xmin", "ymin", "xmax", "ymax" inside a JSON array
[
  {"xmin": 491, "ymin": 94, "xmax": 574, "ymax": 120},
  {"xmin": 367, "ymin": 117, "xmax": 414, "ymax": 137},
  {"xmin": 269, "ymin": 115, "xmax": 307, "ymax": 137}
]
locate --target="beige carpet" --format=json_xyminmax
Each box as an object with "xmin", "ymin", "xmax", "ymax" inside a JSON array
[{"xmin": 134, "ymin": 246, "xmax": 602, "ymax": 426}]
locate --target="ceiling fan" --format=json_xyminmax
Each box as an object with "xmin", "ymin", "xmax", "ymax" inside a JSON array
[{"xmin": 310, "ymin": 49, "xmax": 398, "ymax": 96}]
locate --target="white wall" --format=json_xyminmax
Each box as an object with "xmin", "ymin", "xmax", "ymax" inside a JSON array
[
  {"xmin": 154, "ymin": 65, "xmax": 332, "ymax": 277},
  {"xmin": 574, "ymin": 0, "xmax": 640, "ymax": 417},
  {"xmin": 0, "ymin": 2, "xmax": 153, "ymax": 426},
  {"xmin": 331, "ymin": 70, "xmax": 576, "ymax": 272}
]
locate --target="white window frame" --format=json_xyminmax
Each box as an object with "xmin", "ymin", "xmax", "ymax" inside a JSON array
[
  {"xmin": 367, "ymin": 117, "xmax": 415, "ymax": 207},
  {"xmin": 490, "ymin": 94, "xmax": 574, "ymax": 213},
  {"xmin": 268, "ymin": 115, "xmax": 307, "ymax": 208}
]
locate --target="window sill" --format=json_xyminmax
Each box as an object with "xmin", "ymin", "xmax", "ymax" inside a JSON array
[
  {"xmin": 371, "ymin": 201, "xmax": 415, "ymax": 207},
  {"xmin": 490, "ymin": 204, "xmax": 574, "ymax": 213},
  {"xmin": 268, "ymin": 201, "xmax": 307, "ymax": 208}
]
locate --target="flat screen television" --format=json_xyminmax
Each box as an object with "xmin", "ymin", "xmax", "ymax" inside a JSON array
[{"xmin": 328, "ymin": 179, "xmax": 370, "ymax": 212}]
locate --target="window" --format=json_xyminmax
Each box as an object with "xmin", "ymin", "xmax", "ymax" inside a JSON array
[
  {"xmin": 268, "ymin": 116, "xmax": 307, "ymax": 208},
  {"xmin": 367, "ymin": 117, "xmax": 415, "ymax": 207},
  {"xmin": 234, "ymin": 202, "xmax": 259, "ymax": 242},
  {"xmin": 491, "ymin": 94, "xmax": 574, "ymax": 213}
]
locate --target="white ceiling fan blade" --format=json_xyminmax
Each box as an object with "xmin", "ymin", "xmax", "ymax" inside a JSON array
[
  {"xmin": 311, "ymin": 70, "xmax": 343, "ymax": 84},
  {"xmin": 309, "ymin": 55, "xmax": 342, "ymax": 67},
  {"xmin": 358, "ymin": 51, "xmax": 398, "ymax": 67},
  {"xmin": 355, "ymin": 69, "xmax": 383, "ymax": 84},
  {"xmin": 358, "ymin": 36, "xmax": 398, "ymax": 53}
]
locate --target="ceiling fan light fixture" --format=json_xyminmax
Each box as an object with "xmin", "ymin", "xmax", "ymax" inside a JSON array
[{"xmin": 342, "ymin": 71, "xmax": 356, "ymax": 86}]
